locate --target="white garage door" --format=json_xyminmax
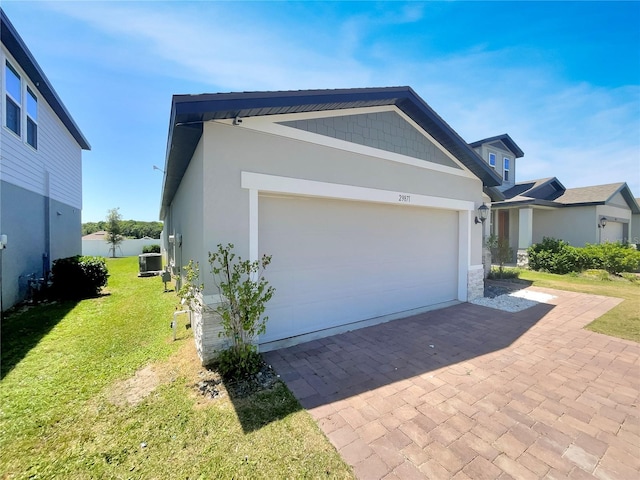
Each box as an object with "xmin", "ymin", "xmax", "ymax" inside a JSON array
[
  {"xmin": 258, "ymin": 194, "xmax": 459, "ymax": 344},
  {"xmin": 601, "ymin": 222, "xmax": 624, "ymax": 243}
]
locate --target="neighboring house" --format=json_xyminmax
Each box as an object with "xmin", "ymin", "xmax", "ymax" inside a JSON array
[
  {"xmin": 632, "ymin": 199, "xmax": 640, "ymax": 245},
  {"xmin": 472, "ymin": 135, "xmax": 640, "ymax": 265},
  {"xmin": 159, "ymin": 87, "xmax": 502, "ymax": 362},
  {"xmin": 0, "ymin": 10, "xmax": 90, "ymax": 311}
]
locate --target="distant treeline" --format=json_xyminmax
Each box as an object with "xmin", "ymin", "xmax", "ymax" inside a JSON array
[{"xmin": 83, "ymin": 220, "xmax": 163, "ymax": 239}]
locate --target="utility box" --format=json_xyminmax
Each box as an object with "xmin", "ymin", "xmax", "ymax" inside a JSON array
[{"xmin": 138, "ymin": 253, "xmax": 162, "ymax": 277}]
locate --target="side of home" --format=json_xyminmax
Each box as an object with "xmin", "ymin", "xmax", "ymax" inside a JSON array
[
  {"xmin": 159, "ymin": 88, "xmax": 501, "ymax": 363},
  {"xmin": 0, "ymin": 9, "xmax": 90, "ymax": 310}
]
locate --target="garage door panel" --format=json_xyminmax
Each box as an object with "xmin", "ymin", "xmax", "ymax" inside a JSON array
[{"xmin": 259, "ymin": 194, "xmax": 458, "ymax": 343}]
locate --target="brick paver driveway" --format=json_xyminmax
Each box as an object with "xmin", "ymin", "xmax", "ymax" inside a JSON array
[{"xmin": 264, "ymin": 287, "xmax": 639, "ymax": 479}]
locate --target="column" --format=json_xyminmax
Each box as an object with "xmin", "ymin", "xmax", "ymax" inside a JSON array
[{"xmin": 517, "ymin": 207, "xmax": 533, "ymax": 267}]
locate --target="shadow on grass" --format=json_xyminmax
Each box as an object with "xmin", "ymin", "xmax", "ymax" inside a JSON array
[
  {"xmin": 225, "ymin": 379, "xmax": 303, "ymax": 433},
  {"xmin": 1, "ymin": 299, "xmax": 78, "ymax": 379}
]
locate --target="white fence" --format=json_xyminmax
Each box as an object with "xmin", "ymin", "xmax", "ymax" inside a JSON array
[{"xmin": 82, "ymin": 238, "xmax": 161, "ymax": 257}]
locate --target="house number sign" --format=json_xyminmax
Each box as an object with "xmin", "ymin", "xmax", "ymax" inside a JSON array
[{"xmin": 398, "ymin": 194, "xmax": 411, "ymax": 203}]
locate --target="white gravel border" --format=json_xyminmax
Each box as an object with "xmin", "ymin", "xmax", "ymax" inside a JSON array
[{"xmin": 471, "ymin": 289, "xmax": 556, "ymax": 312}]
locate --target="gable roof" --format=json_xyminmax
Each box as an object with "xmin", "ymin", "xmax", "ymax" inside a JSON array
[
  {"xmin": 160, "ymin": 87, "xmax": 503, "ymax": 217},
  {"xmin": 1, "ymin": 9, "xmax": 90, "ymax": 150},
  {"xmin": 469, "ymin": 134, "xmax": 524, "ymax": 158},
  {"xmin": 554, "ymin": 183, "xmax": 639, "ymax": 212},
  {"xmin": 502, "ymin": 177, "xmax": 566, "ymax": 201},
  {"xmin": 494, "ymin": 179, "xmax": 640, "ymax": 214}
]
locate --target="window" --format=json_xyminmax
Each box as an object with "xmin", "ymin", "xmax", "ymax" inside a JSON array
[
  {"xmin": 488, "ymin": 152, "xmax": 496, "ymax": 168},
  {"xmin": 5, "ymin": 62, "xmax": 21, "ymax": 136},
  {"xmin": 26, "ymin": 87, "xmax": 37, "ymax": 149},
  {"xmin": 504, "ymin": 158, "xmax": 510, "ymax": 181}
]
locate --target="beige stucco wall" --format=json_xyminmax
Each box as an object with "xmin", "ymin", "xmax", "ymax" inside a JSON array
[{"xmin": 192, "ymin": 120, "xmax": 486, "ymax": 295}]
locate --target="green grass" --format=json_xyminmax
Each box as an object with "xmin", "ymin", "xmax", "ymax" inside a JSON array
[
  {"xmin": 519, "ymin": 269, "xmax": 640, "ymax": 342},
  {"xmin": 1, "ymin": 257, "xmax": 352, "ymax": 479}
]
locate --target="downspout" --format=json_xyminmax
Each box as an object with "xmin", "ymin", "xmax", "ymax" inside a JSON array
[{"xmin": 44, "ymin": 171, "xmax": 51, "ymax": 277}]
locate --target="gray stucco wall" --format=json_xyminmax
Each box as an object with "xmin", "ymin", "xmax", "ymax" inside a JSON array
[
  {"xmin": 194, "ymin": 121, "xmax": 485, "ymax": 296},
  {"xmin": 632, "ymin": 213, "xmax": 640, "ymax": 245},
  {"xmin": 534, "ymin": 207, "xmax": 600, "ymax": 247},
  {"xmin": 280, "ymin": 111, "xmax": 461, "ymax": 170},
  {"xmin": 164, "ymin": 138, "xmax": 205, "ymax": 281},
  {"xmin": 1, "ymin": 181, "xmax": 81, "ymax": 310}
]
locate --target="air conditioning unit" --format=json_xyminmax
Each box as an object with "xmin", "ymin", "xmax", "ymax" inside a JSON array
[{"xmin": 138, "ymin": 253, "xmax": 163, "ymax": 277}]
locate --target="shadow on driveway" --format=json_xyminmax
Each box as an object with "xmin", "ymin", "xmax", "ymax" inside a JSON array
[{"xmin": 263, "ymin": 301, "xmax": 554, "ymax": 409}]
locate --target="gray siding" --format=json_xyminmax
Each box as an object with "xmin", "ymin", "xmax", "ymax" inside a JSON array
[
  {"xmin": 1, "ymin": 181, "xmax": 80, "ymax": 310},
  {"xmin": 280, "ymin": 111, "xmax": 461, "ymax": 170},
  {"xmin": 1, "ymin": 47, "xmax": 83, "ymax": 209}
]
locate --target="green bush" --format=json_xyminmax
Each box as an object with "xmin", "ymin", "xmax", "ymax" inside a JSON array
[
  {"xmin": 582, "ymin": 242, "xmax": 640, "ymax": 274},
  {"xmin": 142, "ymin": 244, "xmax": 161, "ymax": 254},
  {"xmin": 528, "ymin": 238, "xmax": 640, "ymax": 275},
  {"xmin": 51, "ymin": 256, "xmax": 108, "ymax": 300},
  {"xmin": 527, "ymin": 237, "xmax": 584, "ymax": 274},
  {"xmin": 214, "ymin": 343, "xmax": 264, "ymax": 380},
  {"xmin": 487, "ymin": 267, "xmax": 521, "ymax": 279}
]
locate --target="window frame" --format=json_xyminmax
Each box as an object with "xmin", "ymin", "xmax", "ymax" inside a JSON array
[
  {"xmin": 488, "ymin": 152, "xmax": 496, "ymax": 168},
  {"xmin": 26, "ymin": 86, "xmax": 38, "ymax": 149},
  {"xmin": 4, "ymin": 60, "xmax": 22, "ymax": 137},
  {"xmin": 3, "ymin": 58, "xmax": 39, "ymax": 150},
  {"xmin": 503, "ymin": 157, "xmax": 510, "ymax": 182}
]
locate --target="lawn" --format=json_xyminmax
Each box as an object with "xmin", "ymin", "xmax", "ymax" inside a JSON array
[
  {"xmin": 518, "ymin": 269, "xmax": 640, "ymax": 342},
  {"xmin": 1, "ymin": 257, "xmax": 352, "ymax": 479}
]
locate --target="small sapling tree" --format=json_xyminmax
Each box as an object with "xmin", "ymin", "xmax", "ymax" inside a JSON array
[
  {"xmin": 486, "ymin": 234, "xmax": 514, "ymax": 278},
  {"xmin": 105, "ymin": 208, "xmax": 124, "ymax": 258},
  {"xmin": 209, "ymin": 243, "xmax": 275, "ymax": 379}
]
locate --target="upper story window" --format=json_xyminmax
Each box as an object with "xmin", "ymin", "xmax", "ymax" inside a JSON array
[
  {"xmin": 5, "ymin": 61, "xmax": 21, "ymax": 136},
  {"xmin": 503, "ymin": 157, "xmax": 510, "ymax": 181},
  {"xmin": 488, "ymin": 152, "xmax": 496, "ymax": 168},
  {"xmin": 3, "ymin": 60, "xmax": 38, "ymax": 150},
  {"xmin": 26, "ymin": 87, "xmax": 38, "ymax": 149}
]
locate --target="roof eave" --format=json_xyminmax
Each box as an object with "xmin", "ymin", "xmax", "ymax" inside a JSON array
[
  {"xmin": 1, "ymin": 9, "xmax": 90, "ymax": 150},
  {"xmin": 159, "ymin": 87, "xmax": 503, "ymax": 216}
]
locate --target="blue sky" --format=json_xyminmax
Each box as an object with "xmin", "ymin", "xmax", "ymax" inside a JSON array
[{"xmin": 3, "ymin": 1, "xmax": 639, "ymax": 222}]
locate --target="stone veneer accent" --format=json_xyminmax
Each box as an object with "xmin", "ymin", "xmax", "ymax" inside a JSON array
[
  {"xmin": 467, "ymin": 267, "xmax": 485, "ymax": 301},
  {"xmin": 482, "ymin": 247, "xmax": 492, "ymax": 279},
  {"xmin": 517, "ymin": 249, "xmax": 529, "ymax": 268},
  {"xmin": 191, "ymin": 295, "xmax": 228, "ymax": 365}
]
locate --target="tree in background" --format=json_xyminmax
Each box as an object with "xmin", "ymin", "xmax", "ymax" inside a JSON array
[
  {"xmin": 83, "ymin": 220, "xmax": 163, "ymax": 239},
  {"xmin": 105, "ymin": 208, "xmax": 124, "ymax": 258}
]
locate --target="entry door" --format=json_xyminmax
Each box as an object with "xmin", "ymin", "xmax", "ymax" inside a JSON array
[{"xmin": 498, "ymin": 210, "xmax": 509, "ymax": 242}]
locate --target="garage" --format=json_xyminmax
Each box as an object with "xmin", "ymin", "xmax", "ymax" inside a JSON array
[{"xmin": 258, "ymin": 193, "xmax": 459, "ymax": 344}]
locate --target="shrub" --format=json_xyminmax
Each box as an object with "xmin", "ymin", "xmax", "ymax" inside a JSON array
[
  {"xmin": 209, "ymin": 244, "xmax": 275, "ymax": 379},
  {"xmin": 51, "ymin": 256, "xmax": 108, "ymax": 300},
  {"xmin": 527, "ymin": 237, "xmax": 584, "ymax": 274},
  {"xmin": 214, "ymin": 344, "xmax": 264, "ymax": 380},
  {"xmin": 142, "ymin": 244, "xmax": 161, "ymax": 254},
  {"xmin": 487, "ymin": 267, "xmax": 521, "ymax": 279},
  {"xmin": 528, "ymin": 238, "xmax": 640, "ymax": 275},
  {"xmin": 581, "ymin": 242, "xmax": 640, "ymax": 274}
]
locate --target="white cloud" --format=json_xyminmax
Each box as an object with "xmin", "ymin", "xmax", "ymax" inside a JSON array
[{"xmin": 46, "ymin": 1, "xmax": 640, "ymax": 196}]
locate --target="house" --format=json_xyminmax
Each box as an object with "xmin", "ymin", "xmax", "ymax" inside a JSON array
[
  {"xmin": 633, "ymin": 199, "xmax": 640, "ymax": 245},
  {"xmin": 0, "ymin": 9, "xmax": 91, "ymax": 311},
  {"xmin": 471, "ymin": 136, "xmax": 640, "ymax": 265},
  {"xmin": 159, "ymin": 87, "xmax": 502, "ymax": 362}
]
